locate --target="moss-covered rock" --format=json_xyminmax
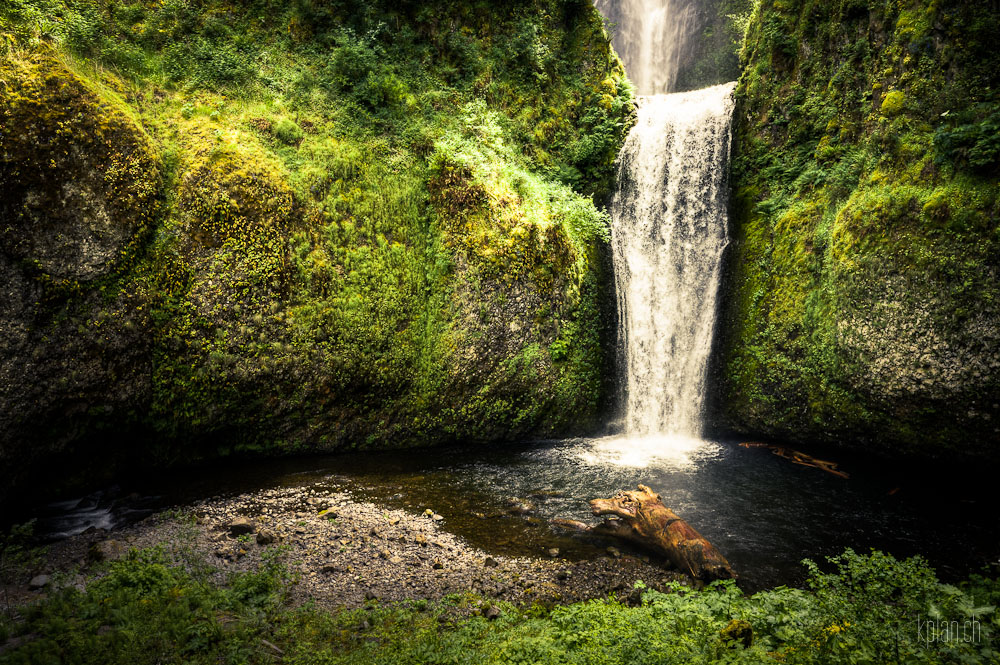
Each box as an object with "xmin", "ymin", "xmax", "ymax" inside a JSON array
[
  {"xmin": 714, "ymin": 0, "xmax": 1000, "ymax": 460},
  {"xmin": 0, "ymin": 50, "xmax": 160, "ymax": 282},
  {"xmin": 0, "ymin": 0, "xmax": 634, "ymax": 500},
  {"xmin": 0, "ymin": 49, "xmax": 161, "ymax": 501}
]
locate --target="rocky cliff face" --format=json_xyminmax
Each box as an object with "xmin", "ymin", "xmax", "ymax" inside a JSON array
[
  {"xmin": 715, "ymin": 0, "xmax": 1000, "ymax": 459},
  {"xmin": 0, "ymin": 0, "xmax": 633, "ymax": 503}
]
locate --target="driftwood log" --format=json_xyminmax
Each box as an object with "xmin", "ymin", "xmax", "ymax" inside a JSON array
[
  {"xmin": 569, "ymin": 484, "xmax": 736, "ymax": 581},
  {"xmin": 739, "ymin": 442, "xmax": 849, "ymax": 479}
]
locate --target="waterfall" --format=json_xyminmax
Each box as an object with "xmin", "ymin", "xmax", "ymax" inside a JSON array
[
  {"xmin": 609, "ymin": 84, "xmax": 736, "ymax": 439},
  {"xmin": 594, "ymin": 0, "xmax": 701, "ymax": 95}
]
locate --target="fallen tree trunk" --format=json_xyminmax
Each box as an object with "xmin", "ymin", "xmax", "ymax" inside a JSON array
[
  {"xmin": 586, "ymin": 485, "xmax": 736, "ymax": 581},
  {"xmin": 739, "ymin": 442, "xmax": 849, "ymax": 479}
]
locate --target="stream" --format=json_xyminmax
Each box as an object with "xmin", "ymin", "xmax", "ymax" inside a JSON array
[{"xmin": 32, "ymin": 433, "xmax": 1000, "ymax": 592}]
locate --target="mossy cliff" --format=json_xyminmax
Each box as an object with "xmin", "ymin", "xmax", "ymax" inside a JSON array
[
  {"xmin": 0, "ymin": 0, "xmax": 633, "ymax": 502},
  {"xmin": 715, "ymin": 0, "xmax": 1000, "ymax": 459}
]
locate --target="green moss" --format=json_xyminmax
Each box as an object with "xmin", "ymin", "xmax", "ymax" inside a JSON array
[
  {"xmin": 717, "ymin": 0, "xmax": 1000, "ymax": 460},
  {"xmin": 0, "ymin": 0, "xmax": 635, "ymax": 483},
  {"xmin": 880, "ymin": 90, "xmax": 906, "ymax": 117}
]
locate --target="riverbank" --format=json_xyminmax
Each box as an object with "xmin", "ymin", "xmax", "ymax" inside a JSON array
[
  {"xmin": 2, "ymin": 487, "xmax": 996, "ymax": 664},
  {"xmin": 3, "ymin": 480, "xmax": 685, "ymax": 615}
]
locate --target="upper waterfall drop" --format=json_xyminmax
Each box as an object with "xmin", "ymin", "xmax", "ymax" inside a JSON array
[
  {"xmin": 609, "ymin": 82, "xmax": 736, "ymax": 439},
  {"xmin": 595, "ymin": 0, "xmax": 700, "ymax": 95}
]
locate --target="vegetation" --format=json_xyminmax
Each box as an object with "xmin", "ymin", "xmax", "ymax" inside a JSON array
[
  {"xmin": 0, "ymin": 0, "xmax": 634, "ymax": 499},
  {"xmin": 715, "ymin": 0, "xmax": 1000, "ymax": 459},
  {"xmin": 0, "ymin": 546, "xmax": 996, "ymax": 664}
]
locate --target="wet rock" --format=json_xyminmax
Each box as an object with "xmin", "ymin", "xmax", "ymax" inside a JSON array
[
  {"xmin": 28, "ymin": 574, "xmax": 50, "ymax": 590},
  {"xmin": 503, "ymin": 497, "xmax": 536, "ymax": 515},
  {"xmin": 88, "ymin": 539, "xmax": 126, "ymax": 563},
  {"xmin": 228, "ymin": 517, "xmax": 255, "ymax": 536}
]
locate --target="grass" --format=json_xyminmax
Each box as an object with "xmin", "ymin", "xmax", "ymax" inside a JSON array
[{"xmin": 0, "ymin": 545, "xmax": 997, "ymax": 664}]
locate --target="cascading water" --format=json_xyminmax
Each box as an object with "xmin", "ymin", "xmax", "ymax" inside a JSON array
[
  {"xmin": 609, "ymin": 84, "xmax": 735, "ymax": 440},
  {"xmin": 594, "ymin": 0, "xmax": 701, "ymax": 95},
  {"xmin": 586, "ymin": 1, "xmax": 737, "ymax": 463}
]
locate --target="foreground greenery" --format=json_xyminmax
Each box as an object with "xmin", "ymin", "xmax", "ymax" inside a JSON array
[
  {"xmin": 1, "ymin": 547, "xmax": 997, "ymax": 664},
  {"xmin": 0, "ymin": 0, "xmax": 633, "ymax": 501}
]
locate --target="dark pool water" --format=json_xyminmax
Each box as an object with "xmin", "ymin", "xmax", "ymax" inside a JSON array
[{"xmin": 30, "ymin": 434, "xmax": 1000, "ymax": 590}]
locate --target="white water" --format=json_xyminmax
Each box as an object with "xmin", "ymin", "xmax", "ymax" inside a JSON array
[
  {"xmin": 609, "ymin": 83, "xmax": 735, "ymax": 442},
  {"xmin": 595, "ymin": 0, "xmax": 701, "ymax": 95}
]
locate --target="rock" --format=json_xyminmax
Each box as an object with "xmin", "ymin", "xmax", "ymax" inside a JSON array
[
  {"xmin": 607, "ymin": 546, "xmax": 622, "ymax": 558},
  {"xmin": 503, "ymin": 497, "xmax": 536, "ymax": 515},
  {"xmin": 484, "ymin": 556, "xmax": 499, "ymax": 568},
  {"xmin": 364, "ymin": 590, "xmax": 377, "ymax": 601},
  {"xmin": 414, "ymin": 534, "xmax": 428, "ymax": 547},
  {"xmin": 28, "ymin": 574, "xmax": 50, "ymax": 590},
  {"xmin": 379, "ymin": 549, "xmax": 392, "ymax": 560},
  {"xmin": 432, "ymin": 559, "xmax": 444, "ymax": 570},
  {"xmin": 88, "ymin": 539, "xmax": 126, "ymax": 563},
  {"xmin": 389, "ymin": 556, "xmax": 403, "ymax": 564},
  {"xmin": 721, "ymin": 619, "xmax": 753, "ymax": 648},
  {"xmin": 228, "ymin": 517, "xmax": 255, "ymax": 536},
  {"xmin": 256, "ymin": 530, "xmax": 276, "ymax": 546},
  {"xmin": 547, "ymin": 548, "xmax": 560, "ymax": 558},
  {"xmin": 484, "ymin": 605, "xmax": 501, "ymax": 620}
]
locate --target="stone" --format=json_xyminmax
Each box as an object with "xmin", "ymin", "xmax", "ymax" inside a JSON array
[
  {"xmin": 484, "ymin": 556, "xmax": 499, "ymax": 568},
  {"xmin": 607, "ymin": 546, "xmax": 622, "ymax": 558},
  {"xmin": 484, "ymin": 605, "xmax": 501, "ymax": 620},
  {"xmin": 88, "ymin": 539, "xmax": 126, "ymax": 563},
  {"xmin": 432, "ymin": 559, "xmax": 444, "ymax": 570},
  {"xmin": 547, "ymin": 548, "xmax": 560, "ymax": 558},
  {"xmin": 28, "ymin": 574, "xmax": 50, "ymax": 590},
  {"xmin": 256, "ymin": 529, "xmax": 276, "ymax": 545},
  {"xmin": 432, "ymin": 514, "xmax": 443, "ymax": 521},
  {"xmin": 228, "ymin": 517, "xmax": 255, "ymax": 536},
  {"xmin": 503, "ymin": 497, "xmax": 536, "ymax": 515},
  {"xmin": 721, "ymin": 619, "xmax": 753, "ymax": 648}
]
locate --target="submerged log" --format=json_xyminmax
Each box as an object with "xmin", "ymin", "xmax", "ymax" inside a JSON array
[
  {"xmin": 739, "ymin": 442, "xmax": 849, "ymax": 479},
  {"xmin": 587, "ymin": 485, "xmax": 736, "ymax": 581}
]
